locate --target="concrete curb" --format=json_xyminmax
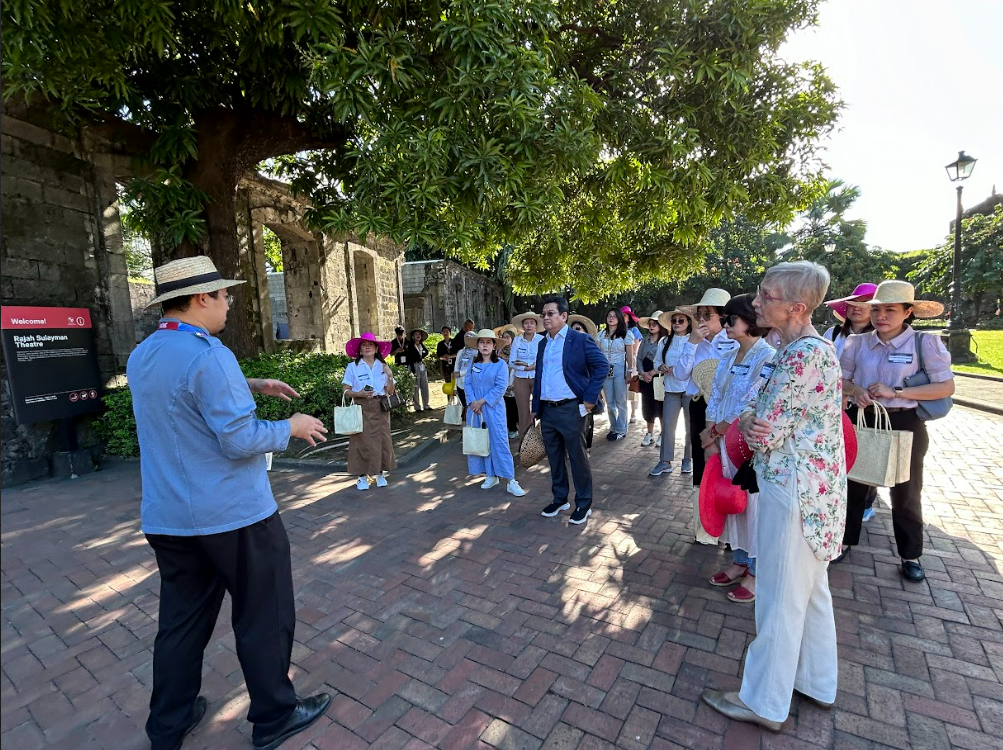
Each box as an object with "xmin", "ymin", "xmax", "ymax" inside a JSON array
[
  {"xmin": 953, "ymin": 397, "xmax": 1003, "ymax": 417},
  {"xmin": 271, "ymin": 426, "xmax": 460, "ymax": 475},
  {"xmin": 953, "ymin": 371, "xmax": 1003, "ymax": 383}
]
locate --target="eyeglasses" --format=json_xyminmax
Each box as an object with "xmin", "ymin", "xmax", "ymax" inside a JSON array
[
  {"xmin": 541, "ymin": 311, "xmax": 563, "ymax": 317},
  {"xmin": 756, "ymin": 286, "xmax": 783, "ymax": 303},
  {"xmin": 670, "ymin": 317, "xmax": 688, "ymax": 325},
  {"xmin": 694, "ymin": 312, "xmax": 715, "ymax": 321}
]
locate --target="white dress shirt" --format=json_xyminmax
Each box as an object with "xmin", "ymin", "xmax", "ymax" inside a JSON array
[
  {"xmin": 674, "ymin": 330, "xmax": 739, "ymax": 397},
  {"xmin": 511, "ymin": 333, "xmax": 543, "ymax": 379},
  {"xmin": 342, "ymin": 359, "xmax": 390, "ymax": 395},
  {"xmin": 540, "ymin": 325, "xmax": 577, "ymax": 401}
]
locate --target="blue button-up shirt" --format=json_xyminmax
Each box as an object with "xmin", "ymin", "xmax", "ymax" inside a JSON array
[
  {"xmin": 127, "ymin": 319, "xmax": 291, "ymax": 536},
  {"xmin": 540, "ymin": 325, "xmax": 577, "ymax": 401}
]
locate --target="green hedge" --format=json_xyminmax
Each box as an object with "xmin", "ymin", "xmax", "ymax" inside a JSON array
[{"xmin": 94, "ymin": 351, "xmax": 417, "ymax": 457}]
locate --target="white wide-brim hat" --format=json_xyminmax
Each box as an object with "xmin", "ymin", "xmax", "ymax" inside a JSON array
[
  {"xmin": 860, "ymin": 280, "xmax": 944, "ymax": 318},
  {"xmin": 146, "ymin": 256, "xmax": 245, "ymax": 308},
  {"xmin": 472, "ymin": 328, "xmax": 499, "ymax": 341},
  {"xmin": 511, "ymin": 311, "xmax": 543, "ymax": 328},
  {"xmin": 693, "ymin": 288, "xmax": 731, "ymax": 309},
  {"xmin": 638, "ymin": 310, "xmax": 664, "ymax": 328}
]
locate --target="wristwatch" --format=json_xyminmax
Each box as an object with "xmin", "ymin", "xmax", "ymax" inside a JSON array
[{"xmin": 893, "ymin": 386, "xmax": 904, "ymax": 394}]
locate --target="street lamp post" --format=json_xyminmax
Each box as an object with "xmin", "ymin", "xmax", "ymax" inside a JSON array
[{"xmin": 944, "ymin": 150, "xmax": 977, "ymax": 362}]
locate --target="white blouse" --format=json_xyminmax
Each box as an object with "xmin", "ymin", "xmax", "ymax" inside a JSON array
[
  {"xmin": 706, "ymin": 338, "xmax": 776, "ymax": 424},
  {"xmin": 654, "ymin": 335, "xmax": 690, "ymax": 393},
  {"xmin": 342, "ymin": 359, "xmax": 390, "ymax": 395}
]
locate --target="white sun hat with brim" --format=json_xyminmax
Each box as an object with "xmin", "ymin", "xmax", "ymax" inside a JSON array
[
  {"xmin": 858, "ymin": 280, "xmax": 944, "ymax": 319},
  {"xmin": 472, "ymin": 328, "xmax": 499, "ymax": 341},
  {"xmin": 511, "ymin": 311, "xmax": 543, "ymax": 328},
  {"xmin": 693, "ymin": 288, "xmax": 731, "ymax": 308},
  {"xmin": 146, "ymin": 256, "xmax": 245, "ymax": 308},
  {"xmin": 638, "ymin": 310, "xmax": 664, "ymax": 328}
]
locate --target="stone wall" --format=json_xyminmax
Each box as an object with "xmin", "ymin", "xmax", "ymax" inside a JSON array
[
  {"xmin": 402, "ymin": 260, "xmax": 506, "ymax": 332},
  {"xmin": 1, "ymin": 102, "xmax": 134, "ymax": 485},
  {"xmin": 129, "ymin": 281, "xmax": 160, "ymax": 342}
]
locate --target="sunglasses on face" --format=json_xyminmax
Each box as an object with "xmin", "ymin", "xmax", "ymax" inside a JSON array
[
  {"xmin": 671, "ymin": 317, "xmax": 687, "ymax": 325},
  {"xmin": 724, "ymin": 314, "xmax": 746, "ymax": 327}
]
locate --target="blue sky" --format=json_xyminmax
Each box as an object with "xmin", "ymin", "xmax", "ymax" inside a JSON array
[{"xmin": 781, "ymin": 0, "xmax": 1002, "ymax": 252}]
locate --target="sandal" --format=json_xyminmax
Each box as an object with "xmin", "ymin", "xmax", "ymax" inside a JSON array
[
  {"xmin": 727, "ymin": 577, "xmax": 756, "ymax": 603},
  {"xmin": 709, "ymin": 564, "xmax": 748, "ymax": 587}
]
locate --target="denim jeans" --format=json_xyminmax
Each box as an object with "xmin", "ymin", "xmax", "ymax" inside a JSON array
[
  {"xmin": 733, "ymin": 547, "xmax": 757, "ymax": 577},
  {"xmin": 603, "ymin": 361, "xmax": 629, "ymax": 434}
]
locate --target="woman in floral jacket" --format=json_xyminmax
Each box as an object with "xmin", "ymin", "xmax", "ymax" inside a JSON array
[{"xmin": 702, "ymin": 261, "xmax": 846, "ymax": 733}]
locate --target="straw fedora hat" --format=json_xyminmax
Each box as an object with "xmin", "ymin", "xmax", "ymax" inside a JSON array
[
  {"xmin": 657, "ymin": 308, "xmax": 695, "ymax": 330},
  {"xmin": 638, "ymin": 310, "xmax": 664, "ymax": 328},
  {"xmin": 409, "ymin": 328, "xmax": 430, "ymax": 342},
  {"xmin": 567, "ymin": 314, "xmax": 598, "ymax": 337},
  {"xmin": 493, "ymin": 324, "xmax": 518, "ymax": 339},
  {"xmin": 693, "ymin": 288, "xmax": 731, "ymax": 308},
  {"xmin": 511, "ymin": 311, "xmax": 542, "ymax": 328},
  {"xmin": 859, "ymin": 280, "xmax": 944, "ymax": 318},
  {"xmin": 472, "ymin": 328, "xmax": 499, "ymax": 341},
  {"xmin": 146, "ymin": 256, "xmax": 245, "ymax": 308}
]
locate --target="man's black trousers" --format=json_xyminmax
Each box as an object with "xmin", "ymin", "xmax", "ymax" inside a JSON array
[
  {"xmin": 540, "ymin": 400, "xmax": 592, "ymax": 508},
  {"xmin": 145, "ymin": 511, "xmax": 297, "ymax": 750}
]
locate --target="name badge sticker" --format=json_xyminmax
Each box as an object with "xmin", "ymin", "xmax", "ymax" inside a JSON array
[
  {"xmin": 730, "ymin": 363, "xmax": 751, "ymax": 375},
  {"xmin": 760, "ymin": 363, "xmax": 776, "ymax": 379},
  {"xmin": 888, "ymin": 353, "xmax": 914, "ymax": 365},
  {"xmin": 359, "ymin": 373, "xmax": 370, "ymax": 381},
  {"xmin": 472, "ymin": 365, "xmax": 482, "ymax": 374}
]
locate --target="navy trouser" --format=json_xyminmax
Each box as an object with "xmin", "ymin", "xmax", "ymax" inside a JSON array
[
  {"xmin": 540, "ymin": 400, "xmax": 592, "ymax": 508},
  {"xmin": 145, "ymin": 512, "xmax": 297, "ymax": 750}
]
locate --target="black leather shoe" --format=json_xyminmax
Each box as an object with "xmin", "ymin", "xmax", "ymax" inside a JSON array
[
  {"xmin": 252, "ymin": 693, "xmax": 332, "ymax": 750},
  {"xmin": 901, "ymin": 560, "xmax": 925, "ymax": 582},
  {"xmin": 169, "ymin": 696, "xmax": 207, "ymax": 750},
  {"xmin": 830, "ymin": 546, "xmax": 851, "ymax": 564}
]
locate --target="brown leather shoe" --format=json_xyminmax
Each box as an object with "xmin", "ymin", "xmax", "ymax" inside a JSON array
[{"xmin": 701, "ymin": 689, "xmax": 783, "ymax": 732}]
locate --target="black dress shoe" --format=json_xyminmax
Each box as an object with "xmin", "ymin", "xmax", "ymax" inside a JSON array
[
  {"xmin": 830, "ymin": 546, "xmax": 851, "ymax": 564},
  {"xmin": 901, "ymin": 560, "xmax": 925, "ymax": 582},
  {"xmin": 169, "ymin": 697, "xmax": 207, "ymax": 750},
  {"xmin": 252, "ymin": 693, "xmax": 332, "ymax": 750}
]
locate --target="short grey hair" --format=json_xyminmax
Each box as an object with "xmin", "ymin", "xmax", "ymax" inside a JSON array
[{"xmin": 762, "ymin": 261, "xmax": 830, "ymax": 311}]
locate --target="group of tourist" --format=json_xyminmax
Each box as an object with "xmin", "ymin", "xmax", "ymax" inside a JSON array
[{"xmin": 128, "ymin": 254, "xmax": 956, "ymax": 747}]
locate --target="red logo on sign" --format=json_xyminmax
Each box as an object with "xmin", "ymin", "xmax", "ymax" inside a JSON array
[
  {"xmin": 89, "ymin": 390, "xmax": 98, "ymax": 399},
  {"xmin": 79, "ymin": 391, "xmax": 89, "ymax": 400},
  {"xmin": 69, "ymin": 392, "xmax": 79, "ymax": 402},
  {"xmin": 1, "ymin": 306, "xmax": 92, "ymax": 329}
]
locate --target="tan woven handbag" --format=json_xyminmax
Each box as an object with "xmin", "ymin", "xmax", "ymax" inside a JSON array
[
  {"xmin": 847, "ymin": 402, "xmax": 913, "ymax": 487},
  {"xmin": 519, "ymin": 425, "xmax": 547, "ymax": 468},
  {"xmin": 462, "ymin": 414, "xmax": 491, "ymax": 457},
  {"xmin": 334, "ymin": 393, "xmax": 363, "ymax": 435}
]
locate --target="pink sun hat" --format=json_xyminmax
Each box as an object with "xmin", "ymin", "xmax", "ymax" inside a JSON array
[
  {"xmin": 825, "ymin": 283, "xmax": 877, "ymax": 323},
  {"xmin": 620, "ymin": 305, "xmax": 640, "ymax": 325},
  {"xmin": 346, "ymin": 332, "xmax": 392, "ymax": 359}
]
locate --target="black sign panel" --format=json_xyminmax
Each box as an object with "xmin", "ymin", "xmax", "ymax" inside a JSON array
[{"xmin": 1, "ymin": 306, "xmax": 103, "ymax": 424}]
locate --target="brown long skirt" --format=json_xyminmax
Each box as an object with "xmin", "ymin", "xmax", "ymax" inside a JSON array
[{"xmin": 348, "ymin": 397, "xmax": 397, "ymax": 476}]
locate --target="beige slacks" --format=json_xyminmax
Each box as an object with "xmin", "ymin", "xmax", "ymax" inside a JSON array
[{"xmin": 513, "ymin": 377, "xmax": 535, "ymax": 439}]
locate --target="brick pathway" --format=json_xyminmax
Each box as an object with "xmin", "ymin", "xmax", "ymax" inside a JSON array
[{"xmin": 2, "ymin": 406, "xmax": 1002, "ymax": 750}]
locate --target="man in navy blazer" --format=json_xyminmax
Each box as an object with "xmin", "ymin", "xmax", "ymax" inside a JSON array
[{"xmin": 531, "ymin": 295, "xmax": 609, "ymax": 524}]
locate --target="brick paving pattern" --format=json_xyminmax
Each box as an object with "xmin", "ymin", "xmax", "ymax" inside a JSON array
[{"xmin": 2, "ymin": 406, "xmax": 1001, "ymax": 750}]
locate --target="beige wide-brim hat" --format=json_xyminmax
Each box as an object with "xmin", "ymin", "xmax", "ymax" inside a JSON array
[
  {"xmin": 638, "ymin": 310, "xmax": 664, "ymax": 328},
  {"xmin": 693, "ymin": 288, "xmax": 731, "ymax": 309},
  {"xmin": 511, "ymin": 311, "xmax": 543, "ymax": 328},
  {"xmin": 493, "ymin": 325, "xmax": 518, "ymax": 339},
  {"xmin": 567, "ymin": 314, "xmax": 598, "ymax": 337},
  {"xmin": 472, "ymin": 328, "xmax": 499, "ymax": 341},
  {"xmin": 691, "ymin": 359, "xmax": 720, "ymax": 402},
  {"xmin": 146, "ymin": 256, "xmax": 245, "ymax": 308},
  {"xmin": 859, "ymin": 280, "xmax": 944, "ymax": 318},
  {"xmin": 658, "ymin": 307, "xmax": 696, "ymax": 330}
]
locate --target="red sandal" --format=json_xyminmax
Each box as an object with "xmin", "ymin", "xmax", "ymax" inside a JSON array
[
  {"xmin": 727, "ymin": 577, "xmax": 756, "ymax": 603},
  {"xmin": 709, "ymin": 564, "xmax": 748, "ymax": 587}
]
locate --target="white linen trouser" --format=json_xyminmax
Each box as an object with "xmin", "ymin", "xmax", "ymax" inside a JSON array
[{"xmin": 738, "ymin": 468, "xmax": 838, "ymax": 723}]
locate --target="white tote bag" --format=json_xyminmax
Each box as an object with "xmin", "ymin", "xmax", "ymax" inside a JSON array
[
  {"xmin": 653, "ymin": 375, "xmax": 665, "ymax": 401},
  {"xmin": 847, "ymin": 402, "xmax": 913, "ymax": 487},
  {"xmin": 334, "ymin": 393, "xmax": 364, "ymax": 436},
  {"xmin": 463, "ymin": 413, "xmax": 491, "ymax": 457},
  {"xmin": 443, "ymin": 397, "xmax": 463, "ymax": 426}
]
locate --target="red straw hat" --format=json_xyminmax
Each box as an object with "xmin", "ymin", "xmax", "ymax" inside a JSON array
[
  {"xmin": 724, "ymin": 413, "xmax": 859, "ymax": 471},
  {"xmin": 346, "ymin": 332, "xmax": 392, "ymax": 359},
  {"xmin": 699, "ymin": 454, "xmax": 748, "ymax": 538}
]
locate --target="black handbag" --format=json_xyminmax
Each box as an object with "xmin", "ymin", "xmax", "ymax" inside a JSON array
[{"xmin": 379, "ymin": 393, "xmax": 404, "ymax": 412}]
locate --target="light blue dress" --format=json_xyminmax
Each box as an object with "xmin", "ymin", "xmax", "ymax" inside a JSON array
[{"xmin": 465, "ymin": 358, "xmax": 516, "ymax": 479}]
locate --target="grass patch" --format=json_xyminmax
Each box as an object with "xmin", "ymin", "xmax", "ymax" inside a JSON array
[{"xmin": 953, "ymin": 330, "xmax": 1003, "ymax": 377}]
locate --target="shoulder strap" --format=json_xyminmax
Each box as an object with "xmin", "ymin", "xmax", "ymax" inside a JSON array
[{"xmin": 914, "ymin": 331, "xmax": 926, "ymax": 373}]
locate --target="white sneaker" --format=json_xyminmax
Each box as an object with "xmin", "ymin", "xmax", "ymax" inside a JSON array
[
  {"xmin": 376, "ymin": 473, "xmax": 388, "ymax": 488},
  {"xmin": 481, "ymin": 476, "xmax": 499, "ymax": 490},
  {"xmin": 508, "ymin": 430, "xmax": 519, "ymax": 440},
  {"xmin": 356, "ymin": 476, "xmax": 370, "ymax": 491},
  {"xmin": 641, "ymin": 432, "xmax": 653, "ymax": 446},
  {"xmin": 656, "ymin": 434, "xmax": 662, "ymax": 448},
  {"xmin": 506, "ymin": 480, "xmax": 527, "ymax": 497}
]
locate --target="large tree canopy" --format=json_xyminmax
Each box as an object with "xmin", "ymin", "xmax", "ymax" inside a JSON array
[{"xmin": 3, "ymin": 0, "xmax": 840, "ymax": 353}]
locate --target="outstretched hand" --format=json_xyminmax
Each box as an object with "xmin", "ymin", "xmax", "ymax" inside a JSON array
[{"xmin": 248, "ymin": 378, "xmax": 299, "ymax": 401}]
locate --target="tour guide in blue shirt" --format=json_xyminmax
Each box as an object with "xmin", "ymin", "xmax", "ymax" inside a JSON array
[
  {"xmin": 532, "ymin": 295, "xmax": 609, "ymax": 524},
  {"xmin": 127, "ymin": 256, "xmax": 331, "ymax": 750}
]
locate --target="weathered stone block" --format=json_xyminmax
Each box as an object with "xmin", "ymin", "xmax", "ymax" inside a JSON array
[
  {"xmin": 0, "ymin": 176, "xmax": 44, "ymax": 203},
  {"xmin": 2, "ymin": 257, "xmax": 39, "ymax": 279},
  {"xmin": 43, "ymin": 184, "xmax": 91, "ymax": 213}
]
